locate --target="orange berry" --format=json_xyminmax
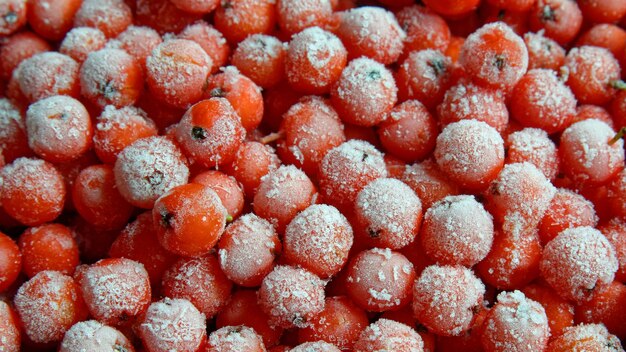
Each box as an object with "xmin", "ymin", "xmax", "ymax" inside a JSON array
[
  {"xmin": 114, "ymin": 136, "xmax": 189, "ymax": 209},
  {"xmin": 93, "ymin": 105, "xmax": 158, "ymax": 164},
  {"xmin": 253, "ymin": 165, "xmax": 317, "ymax": 234},
  {"xmin": 218, "ymin": 213, "xmax": 280, "ymax": 287},
  {"xmin": 232, "ymin": 34, "xmax": 286, "ymax": 88},
  {"xmin": 78, "ymin": 258, "xmax": 151, "ymax": 326},
  {"xmin": 459, "ymin": 22, "xmax": 529, "ymax": 92},
  {"xmin": 178, "ymin": 21, "xmax": 230, "ymax": 74},
  {"xmin": 277, "ymin": 96, "xmax": 345, "ymax": 176},
  {"xmin": 285, "ymin": 26, "xmax": 347, "ymax": 95},
  {"xmin": 146, "ymin": 39, "xmax": 212, "ymax": 109},
  {"xmin": 541, "ymin": 226, "xmax": 618, "ymax": 303},
  {"xmin": 547, "ymin": 324, "xmax": 623, "ymax": 351},
  {"xmin": 0, "ymin": 158, "xmax": 66, "ymax": 226},
  {"xmin": 0, "ymin": 0, "xmax": 27, "ymax": 36},
  {"xmin": 25, "ymin": 95, "xmax": 93, "ymax": 163},
  {"xmin": 203, "ymin": 66, "xmax": 264, "ymax": 132},
  {"xmin": 208, "ymin": 326, "xmax": 266, "ymax": 352},
  {"xmin": 73, "ymin": 0, "xmax": 132, "ymax": 38},
  {"xmin": 346, "ymin": 248, "xmax": 415, "ymax": 312},
  {"xmin": 0, "ymin": 31, "xmax": 52, "ymax": 80},
  {"xmin": 213, "ymin": 0, "xmax": 277, "ymax": 44},
  {"xmin": 59, "ymin": 320, "xmax": 134, "ymax": 352},
  {"xmin": 354, "ymin": 178, "xmax": 422, "ymax": 250},
  {"xmin": 331, "ymin": 57, "xmax": 397, "ymax": 127},
  {"xmin": 80, "ymin": 48, "xmax": 143, "ymax": 109},
  {"xmin": 284, "ymin": 204, "xmax": 353, "ymax": 279},
  {"xmin": 353, "ymin": 319, "xmax": 424, "ymax": 352},
  {"xmin": 153, "ymin": 183, "xmax": 226, "ymax": 257},
  {"xmin": 18, "ymin": 223, "xmax": 79, "ymax": 278},
  {"xmin": 162, "ymin": 254, "xmax": 233, "ymax": 319},
  {"xmin": 522, "ymin": 282, "xmax": 575, "ymax": 337},
  {"xmin": 138, "ymin": 298, "xmax": 207, "ymax": 352},
  {"xmin": 481, "ymin": 290, "xmax": 550, "ymax": 352},
  {"xmin": 59, "ymin": 27, "xmax": 107, "ymax": 63},
  {"xmin": 193, "ymin": 170, "xmax": 244, "ymax": 220},
  {"xmin": 413, "ymin": 265, "xmax": 485, "ymax": 336},
  {"xmin": 335, "ymin": 7, "xmax": 405, "ymax": 65},
  {"xmin": 0, "ymin": 231, "xmax": 21, "ymax": 292},
  {"xmin": 14, "ymin": 271, "xmax": 88, "ymax": 344},
  {"xmin": 17, "ymin": 52, "xmax": 80, "ymax": 102},
  {"xmin": 258, "ymin": 265, "xmax": 325, "ymax": 329}
]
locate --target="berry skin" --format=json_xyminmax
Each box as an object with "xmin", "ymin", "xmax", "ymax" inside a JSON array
[
  {"xmin": 207, "ymin": 325, "xmax": 266, "ymax": 352},
  {"xmin": 59, "ymin": 320, "xmax": 134, "ymax": 352},
  {"xmin": 559, "ymin": 119, "xmax": 625, "ymax": 186},
  {"xmin": 14, "ymin": 271, "xmax": 88, "ymax": 344},
  {"xmin": 0, "ymin": 231, "xmax": 21, "ymax": 292},
  {"xmin": 434, "ymin": 119, "xmax": 505, "ymax": 192},
  {"xmin": 18, "ymin": 223, "xmax": 79, "ymax": 278},
  {"xmin": 174, "ymin": 97, "xmax": 245, "ymax": 168},
  {"xmin": 481, "ymin": 291, "xmax": 550, "ymax": 352},
  {"xmin": 421, "ymin": 195, "xmax": 494, "ymax": 267},
  {"xmin": 510, "ymin": 69, "xmax": 577, "ymax": 134},
  {"xmin": 253, "ymin": 165, "xmax": 317, "ymax": 234},
  {"xmin": 161, "ymin": 254, "xmax": 233, "ymax": 319},
  {"xmin": 79, "ymin": 48, "xmax": 143, "ymax": 109},
  {"xmin": 258, "ymin": 265, "xmax": 326, "ymax": 329},
  {"xmin": 346, "ymin": 248, "xmax": 415, "ymax": 312},
  {"xmin": 540, "ymin": 226, "xmax": 619, "ymax": 303},
  {"xmin": 277, "ymin": 96, "xmax": 346, "ymax": 176},
  {"xmin": 564, "ymin": 46, "xmax": 622, "ymax": 105},
  {"xmin": 353, "ymin": 319, "xmax": 424, "ymax": 352},
  {"xmin": 114, "ymin": 136, "xmax": 189, "ymax": 209},
  {"xmin": 153, "ymin": 183, "xmax": 227, "ymax": 257},
  {"xmin": 331, "ymin": 57, "xmax": 397, "ymax": 127},
  {"xmin": 0, "ymin": 158, "xmax": 66, "ymax": 226},
  {"xmin": 459, "ymin": 22, "xmax": 529, "ymax": 92},
  {"xmin": 25, "ymin": 95, "xmax": 93, "ymax": 163},
  {"xmin": 285, "ymin": 26, "xmax": 347, "ymax": 95},
  {"xmin": 354, "ymin": 178, "xmax": 422, "ymax": 250},
  {"xmin": 218, "ymin": 213, "xmax": 280, "ymax": 287},
  {"xmin": 138, "ymin": 298, "xmax": 207, "ymax": 352},
  {"xmin": 413, "ymin": 265, "xmax": 485, "ymax": 336},
  {"xmin": 146, "ymin": 39, "xmax": 212, "ymax": 109},
  {"xmin": 547, "ymin": 324, "xmax": 623, "ymax": 351},
  {"xmin": 318, "ymin": 140, "xmax": 388, "ymax": 213},
  {"xmin": 78, "ymin": 258, "xmax": 151, "ymax": 326},
  {"xmin": 0, "ymin": 301, "xmax": 21, "ymax": 351},
  {"xmin": 297, "ymin": 296, "xmax": 368, "ymax": 350},
  {"xmin": 378, "ymin": 100, "xmax": 438, "ymax": 163},
  {"xmin": 283, "ymin": 204, "xmax": 353, "ymax": 279}
]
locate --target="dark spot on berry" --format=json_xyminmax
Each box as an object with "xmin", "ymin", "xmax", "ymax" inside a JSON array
[
  {"xmin": 368, "ymin": 69, "xmax": 381, "ymax": 80},
  {"xmin": 210, "ymin": 87, "xmax": 227, "ymax": 98},
  {"xmin": 4, "ymin": 11, "xmax": 17, "ymax": 24},
  {"xmin": 114, "ymin": 345, "xmax": 129, "ymax": 352},
  {"xmin": 415, "ymin": 323, "xmax": 428, "ymax": 333},
  {"xmin": 191, "ymin": 126, "xmax": 208, "ymax": 140},
  {"xmin": 494, "ymin": 54, "xmax": 506, "ymax": 70},
  {"xmin": 101, "ymin": 80, "xmax": 117, "ymax": 100},
  {"xmin": 428, "ymin": 58, "xmax": 446, "ymax": 76},
  {"xmin": 161, "ymin": 211, "xmax": 174, "ymax": 228},
  {"xmin": 222, "ymin": 0, "xmax": 232, "ymax": 9},
  {"xmin": 292, "ymin": 315, "xmax": 306, "ymax": 327},
  {"xmin": 497, "ymin": 9, "xmax": 506, "ymax": 20},
  {"xmin": 362, "ymin": 153, "xmax": 369, "ymax": 162},
  {"xmin": 367, "ymin": 228, "xmax": 382, "ymax": 238},
  {"xmin": 541, "ymin": 5, "xmax": 556, "ymax": 22},
  {"xmin": 146, "ymin": 170, "xmax": 164, "ymax": 187}
]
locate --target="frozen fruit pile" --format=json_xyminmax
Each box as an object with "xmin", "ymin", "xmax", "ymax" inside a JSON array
[{"xmin": 1, "ymin": 0, "xmax": 626, "ymax": 351}]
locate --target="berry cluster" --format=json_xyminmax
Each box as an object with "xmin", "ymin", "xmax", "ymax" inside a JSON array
[{"xmin": 1, "ymin": 0, "xmax": 626, "ymax": 351}]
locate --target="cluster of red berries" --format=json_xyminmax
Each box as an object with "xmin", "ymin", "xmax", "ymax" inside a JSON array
[{"xmin": 1, "ymin": 0, "xmax": 626, "ymax": 351}]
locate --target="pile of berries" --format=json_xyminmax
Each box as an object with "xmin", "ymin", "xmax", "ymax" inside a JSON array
[{"xmin": 2, "ymin": 0, "xmax": 626, "ymax": 351}]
